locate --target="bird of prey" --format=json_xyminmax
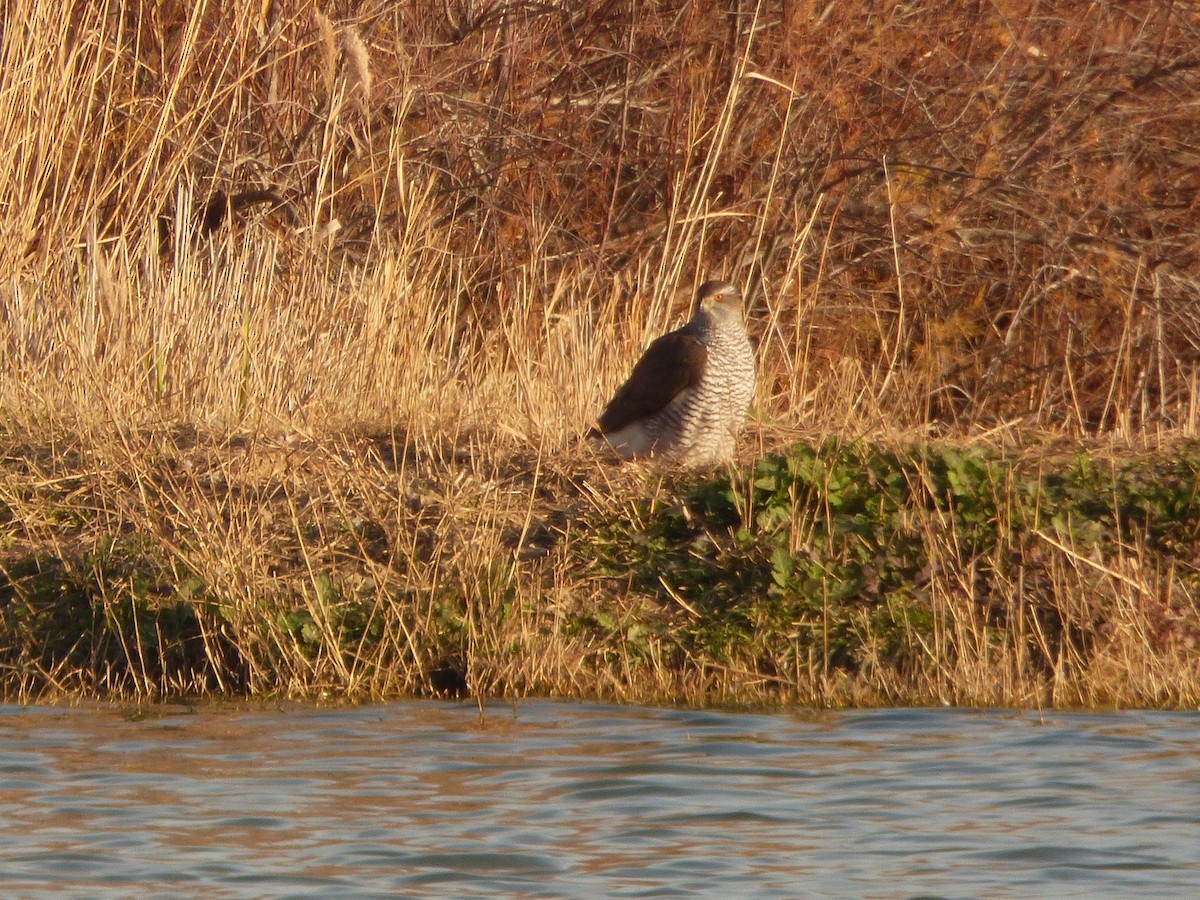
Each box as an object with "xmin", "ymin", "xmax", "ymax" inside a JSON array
[{"xmin": 590, "ymin": 279, "xmax": 755, "ymax": 467}]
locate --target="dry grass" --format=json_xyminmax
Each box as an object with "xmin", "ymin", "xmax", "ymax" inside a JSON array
[{"xmin": 1, "ymin": 1, "xmax": 1199, "ymax": 705}]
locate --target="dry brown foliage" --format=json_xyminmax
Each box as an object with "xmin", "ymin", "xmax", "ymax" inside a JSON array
[{"xmin": 4, "ymin": 1, "xmax": 1199, "ymax": 430}]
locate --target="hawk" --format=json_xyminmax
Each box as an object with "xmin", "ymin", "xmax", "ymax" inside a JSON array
[{"xmin": 590, "ymin": 280, "xmax": 755, "ymax": 467}]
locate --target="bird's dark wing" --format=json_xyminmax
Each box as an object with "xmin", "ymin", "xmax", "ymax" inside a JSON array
[{"xmin": 597, "ymin": 330, "xmax": 707, "ymax": 433}]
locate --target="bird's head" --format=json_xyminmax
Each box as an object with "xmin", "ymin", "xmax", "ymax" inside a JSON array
[{"xmin": 693, "ymin": 280, "xmax": 742, "ymax": 321}]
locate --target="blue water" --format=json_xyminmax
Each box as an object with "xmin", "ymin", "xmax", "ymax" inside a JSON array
[{"xmin": 1, "ymin": 701, "xmax": 1198, "ymax": 897}]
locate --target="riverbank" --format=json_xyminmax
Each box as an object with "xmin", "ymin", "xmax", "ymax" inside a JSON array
[
  {"xmin": 3, "ymin": 425, "xmax": 1197, "ymax": 707},
  {"xmin": 2, "ymin": 3, "xmax": 1199, "ymax": 706}
]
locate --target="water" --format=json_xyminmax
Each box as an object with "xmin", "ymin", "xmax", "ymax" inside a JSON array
[{"xmin": 1, "ymin": 701, "xmax": 1198, "ymax": 898}]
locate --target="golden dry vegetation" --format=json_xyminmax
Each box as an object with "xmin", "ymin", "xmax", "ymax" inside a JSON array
[{"xmin": 1, "ymin": 0, "xmax": 1199, "ymax": 706}]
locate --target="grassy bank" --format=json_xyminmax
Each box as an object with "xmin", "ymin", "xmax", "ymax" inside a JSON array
[
  {"xmin": 2, "ymin": 429, "xmax": 1198, "ymax": 706},
  {"xmin": 1, "ymin": 2, "xmax": 1199, "ymax": 705}
]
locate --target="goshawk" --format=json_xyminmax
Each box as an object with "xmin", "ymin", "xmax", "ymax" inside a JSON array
[{"xmin": 590, "ymin": 280, "xmax": 755, "ymax": 467}]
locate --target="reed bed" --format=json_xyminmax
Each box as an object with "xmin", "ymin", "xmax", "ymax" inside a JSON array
[{"xmin": 1, "ymin": 0, "xmax": 1198, "ymax": 706}]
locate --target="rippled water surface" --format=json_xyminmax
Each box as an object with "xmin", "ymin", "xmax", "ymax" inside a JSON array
[{"xmin": 2, "ymin": 700, "xmax": 1199, "ymax": 897}]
